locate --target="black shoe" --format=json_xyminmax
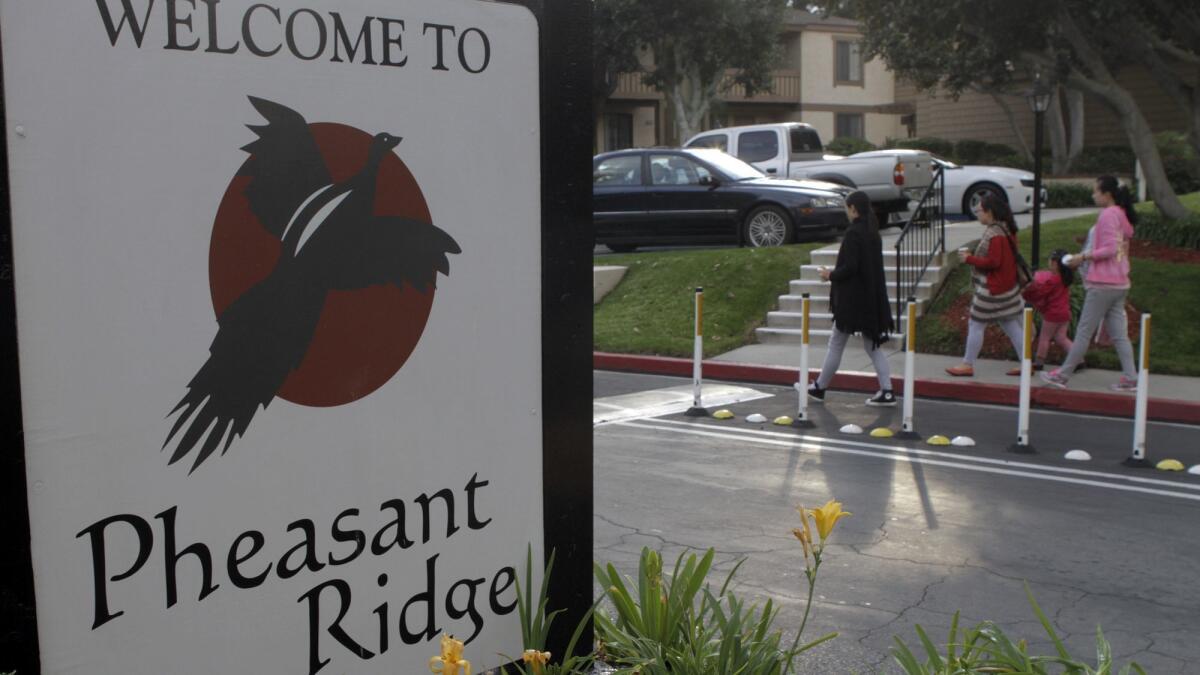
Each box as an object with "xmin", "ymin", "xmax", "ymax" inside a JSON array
[
  {"xmin": 866, "ymin": 390, "xmax": 897, "ymax": 407},
  {"xmin": 807, "ymin": 383, "xmax": 825, "ymax": 402}
]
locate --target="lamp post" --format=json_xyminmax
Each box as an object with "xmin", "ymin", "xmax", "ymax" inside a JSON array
[{"xmin": 1025, "ymin": 74, "xmax": 1053, "ymax": 270}]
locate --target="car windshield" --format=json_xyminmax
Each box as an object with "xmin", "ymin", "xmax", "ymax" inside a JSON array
[
  {"xmin": 933, "ymin": 156, "xmax": 960, "ymax": 169},
  {"xmin": 690, "ymin": 150, "xmax": 764, "ymax": 180}
]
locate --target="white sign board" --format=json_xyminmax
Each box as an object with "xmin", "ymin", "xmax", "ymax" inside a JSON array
[{"xmin": 1, "ymin": 1, "xmax": 541, "ymax": 672}]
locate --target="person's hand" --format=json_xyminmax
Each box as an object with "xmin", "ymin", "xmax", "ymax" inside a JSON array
[
  {"xmin": 818, "ymin": 266, "xmax": 831, "ymax": 282},
  {"xmin": 957, "ymin": 249, "xmax": 969, "ymax": 263},
  {"xmin": 1067, "ymin": 253, "xmax": 1084, "ymax": 269}
]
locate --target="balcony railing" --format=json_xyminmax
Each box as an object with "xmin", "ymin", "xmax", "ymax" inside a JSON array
[
  {"xmin": 610, "ymin": 69, "xmax": 802, "ymax": 104},
  {"xmin": 611, "ymin": 71, "xmax": 659, "ymax": 99},
  {"xmin": 721, "ymin": 70, "xmax": 801, "ymax": 103}
]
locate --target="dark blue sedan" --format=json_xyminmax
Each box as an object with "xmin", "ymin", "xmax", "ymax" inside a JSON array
[{"xmin": 594, "ymin": 148, "xmax": 850, "ymax": 252}]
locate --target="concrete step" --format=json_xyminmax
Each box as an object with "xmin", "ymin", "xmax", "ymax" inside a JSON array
[
  {"xmin": 777, "ymin": 295, "xmax": 928, "ymax": 315},
  {"xmin": 756, "ymin": 324, "xmax": 915, "ymax": 346},
  {"xmin": 756, "ymin": 327, "xmax": 837, "ymax": 345},
  {"xmin": 798, "ymin": 264, "xmax": 950, "ymax": 284},
  {"xmin": 790, "ymin": 279, "xmax": 937, "ymax": 300},
  {"xmin": 810, "ymin": 248, "xmax": 948, "ymax": 267},
  {"xmin": 766, "ymin": 310, "xmax": 916, "ymax": 330}
]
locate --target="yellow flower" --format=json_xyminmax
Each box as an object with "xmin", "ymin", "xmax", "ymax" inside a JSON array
[
  {"xmin": 429, "ymin": 634, "xmax": 471, "ymax": 675},
  {"xmin": 810, "ymin": 500, "xmax": 851, "ymax": 542},
  {"xmin": 522, "ymin": 649, "xmax": 551, "ymax": 674}
]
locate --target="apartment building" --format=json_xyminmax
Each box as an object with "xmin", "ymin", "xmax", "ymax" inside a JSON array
[
  {"xmin": 596, "ymin": 9, "xmax": 912, "ymax": 151},
  {"xmin": 895, "ymin": 64, "xmax": 1196, "ymax": 153}
]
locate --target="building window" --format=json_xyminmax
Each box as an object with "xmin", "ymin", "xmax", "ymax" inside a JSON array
[
  {"xmin": 835, "ymin": 40, "xmax": 863, "ymax": 85},
  {"xmin": 604, "ymin": 113, "xmax": 633, "ymax": 151},
  {"xmin": 835, "ymin": 113, "xmax": 865, "ymax": 140}
]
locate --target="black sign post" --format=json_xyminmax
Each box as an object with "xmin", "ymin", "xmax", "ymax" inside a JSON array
[{"xmin": 504, "ymin": 0, "xmax": 596, "ymax": 662}]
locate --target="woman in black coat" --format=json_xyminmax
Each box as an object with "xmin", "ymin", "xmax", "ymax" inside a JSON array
[{"xmin": 808, "ymin": 190, "xmax": 897, "ymax": 406}]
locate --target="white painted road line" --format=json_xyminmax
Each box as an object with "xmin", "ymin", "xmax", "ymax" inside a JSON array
[
  {"xmin": 613, "ymin": 420, "xmax": 1200, "ymax": 503},
  {"xmin": 645, "ymin": 418, "xmax": 1200, "ymax": 492},
  {"xmin": 592, "ymin": 385, "xmax": 772, "ymax": 427}
]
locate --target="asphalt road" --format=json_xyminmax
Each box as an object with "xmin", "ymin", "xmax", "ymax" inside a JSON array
[{"xmin": 593, "ymin": 370, "xmax": 1200, "ymax": 673}]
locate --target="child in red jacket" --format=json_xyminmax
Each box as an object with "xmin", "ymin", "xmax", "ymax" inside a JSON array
[{"xmin": 1011, "ymin": 249, "xmax": 1074, "ymax": 374}]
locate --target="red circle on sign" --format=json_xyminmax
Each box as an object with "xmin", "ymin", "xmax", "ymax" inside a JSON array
[{"xmin": 207, "ymin": 123, "xmax": 436, "ymax": 407}]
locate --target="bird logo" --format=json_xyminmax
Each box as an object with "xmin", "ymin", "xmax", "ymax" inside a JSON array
[{"xmin": 165, "ymin": 97, "xmax": 462, "ymax": 472}]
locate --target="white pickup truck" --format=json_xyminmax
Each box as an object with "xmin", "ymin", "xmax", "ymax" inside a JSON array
[{"xmin": 684, "ymin": 122, "xmax": 934, "ymax": 219}]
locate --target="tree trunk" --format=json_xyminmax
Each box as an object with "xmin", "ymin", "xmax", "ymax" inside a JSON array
[
  {"xmin": 1127, "ymin": 24, "xmax": 1200, "ymax": 185},
  {"xmin": 1037, "ymin": 7, "xmax": 1188, "ymax": 220},
  {"xmin": 1181, "ymin": 83, "xmax": 1200, "ymax": 184},
  {"xmin": 1046, "ymin": 89, "xmax": 1070, "ymax": 175},
  {"xmin": 988, "ymin": 91, "xmax": 1033, "ymax": 162},
  {"xmin": 1065, "ymin": 88, "xmax": 1085, "ymax": 170},
  {"xmin": 667, "ymin": 85, "xmax": 695, "ymax": 144},
  {"xmin": 1118, "ymin": 99, "xmax": 1187, "ymax": 220},
  {"xmin": 666, "ymin": 70, "xmax": 713, "ymax": 144}
]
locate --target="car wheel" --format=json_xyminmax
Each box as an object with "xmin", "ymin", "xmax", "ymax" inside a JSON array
[
  {"xmin": 742, "ymin": 205, "xmax": 793, "ymax": 247},
  {"xmin": 963, "ymin": 183, "xmax": 1005, "ymax": 216},
  {"xmin": 607, "ymin": 243, "xmax": 638, "ymax": 253}
]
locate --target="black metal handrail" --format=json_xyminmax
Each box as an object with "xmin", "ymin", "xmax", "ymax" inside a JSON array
[{"xmin": 893, "ymin": 167, "xmax": 946, "ymax": 334}]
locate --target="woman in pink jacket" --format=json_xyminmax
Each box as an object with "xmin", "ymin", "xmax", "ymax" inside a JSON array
[{"xmin": 1041, "ymin": 176, "xmax": 1137, "ymax": 391}]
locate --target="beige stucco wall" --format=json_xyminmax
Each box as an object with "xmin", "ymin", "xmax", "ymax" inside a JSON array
[
  {"xmin": 799, "ymin": 31, "xmax": 895, "ymax": 106},
  {"xmin": 802, "ymin": 111, "xmax": 836, "ymax": 144},
  {"xmin": 633, "ymin": 106, "xmax": 657, "ymax": 147},
  {"xmin": 865, "ymin": 113, "xmax": 904, "ymax": 147}
]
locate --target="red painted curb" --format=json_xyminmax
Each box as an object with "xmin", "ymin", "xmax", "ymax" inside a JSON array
[{"xmin": 594, "ymin": 352, "xmax": 1200, "ymax": 425}]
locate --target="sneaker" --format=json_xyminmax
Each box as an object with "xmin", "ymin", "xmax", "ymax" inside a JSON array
[
  {"xmin": 865, "ymin": 390, "xmax": 897, "ymax": 407},
  {"xmin": 1040, "ymin": 369, "xmax": 1069, "ymax": 389},
  {"xmin": 1110, "ymin": 376, "xmax": 1138, "ymax": 392},
  {"xmin": 807, "ymin": 383, "xmax": 825, "ymax": 402},
  {"xmin": 945, "ymin": 364, "xmax": 974, "ymax": 377}
]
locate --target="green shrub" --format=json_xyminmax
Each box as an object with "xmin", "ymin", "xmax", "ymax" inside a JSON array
[
  {"xmin": 1045, "ymin": 183, "xmax": 1094, "ymax": 208},
  {"xmin": 1135, "ymin": 210, "xmax": 1200, "ymax": 249},
  {"xmin": 825, "ymin": 136, "xmax": 876, "ymax": 156},
  {"xmin": 594, "ymin": 547, "xmax": 835, "ymax": 675},
  {"xmin": 1156, "ymin": 131, "xmax": 1200, "ymax": 195},
  {"xmin": 989, "ymin": 153, "xmax": 1032, "ymax": 170},
  {"xmin": 893, "ymin": 583, "xmax": 1146, "ymax": 675},
  {"xmin": 954, "ymin": 139, "xmax": 1018, "ymax": 165},
  {"xmin": 1074, "ymin": 145, "xmax": 1135, "ymax": 175},
  {"xmin": 894, "ymin": 136, "xmax": 955, "ymax": 158}
]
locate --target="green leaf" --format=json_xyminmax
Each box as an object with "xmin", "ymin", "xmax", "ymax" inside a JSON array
[{"xmin": 1024, "ymin": 582, "xmax": 1071, "ymax": 661}]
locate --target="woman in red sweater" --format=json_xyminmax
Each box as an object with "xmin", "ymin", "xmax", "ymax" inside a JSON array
[{"xmin": 945, "ymin": 194, "xmax": 1024, "ymax": 377}]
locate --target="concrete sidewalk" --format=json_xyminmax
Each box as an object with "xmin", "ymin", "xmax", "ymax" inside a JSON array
[
  {"xmin": 713, "ymin": 342, "xmax": 1200, "ymax": 402},
  {"xmin": 596, "ymin": 346, "xmax": 1200, "ymax": 425}
]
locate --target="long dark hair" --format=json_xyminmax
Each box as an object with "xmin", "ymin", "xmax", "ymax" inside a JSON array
[
  {"xmin": 979, "ymin": 193, "xmax": 1018, "ymax": 236},
  {"xmin": 1097, "ymin": 175, "xmax": 1138, "ymax": 225},
  {"xmin": 1050, "ymin": 248, "xmax": 1074, "ymax": 287},
  {"xmin": 846, "ymin": 190, "xmax": 878, "ymax": 232}
]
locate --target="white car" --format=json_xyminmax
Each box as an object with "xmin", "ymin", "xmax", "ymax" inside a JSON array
[{"xmin": 850, "ymin": 149, "xmax": 1046, "ymax": 216}]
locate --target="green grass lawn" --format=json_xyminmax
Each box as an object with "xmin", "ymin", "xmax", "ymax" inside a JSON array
[
  {"xmin": 594, "ymin": 244, "xmax": 822, "ymax": 357},
  {"xmin": 594, "ymin": 193, "xmax": 1200, "ymax": 375},
  {"xmin": 917, "ymin": 191, "xmax": 1200, "ymax": 376}
]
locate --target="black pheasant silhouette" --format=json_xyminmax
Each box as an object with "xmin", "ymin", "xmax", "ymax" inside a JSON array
[{"xmin": 165, "ymin": 96, "xmax": 461, "ymax": 472}]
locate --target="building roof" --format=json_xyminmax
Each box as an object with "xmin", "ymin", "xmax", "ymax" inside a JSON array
[{"xmin": 782, "ymin": 9, "xmax": 862, "ymax": 31}]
